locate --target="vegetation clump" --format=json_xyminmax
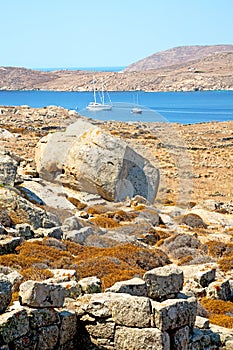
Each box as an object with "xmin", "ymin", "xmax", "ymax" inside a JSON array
[
  {"xmin": 200, "ymin": 297, "xmax": 233, "ymax": 328},
  {"xmin": 0, "ymin": 238, "xmax": 170, "ymax": 290}
]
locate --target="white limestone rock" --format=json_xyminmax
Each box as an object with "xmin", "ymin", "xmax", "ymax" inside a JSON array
[{"xmin": 35, "ymin": 120, "xmax": 160, "ymax": 203}]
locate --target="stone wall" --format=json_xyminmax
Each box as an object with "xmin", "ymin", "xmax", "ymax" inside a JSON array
[{"xmin": 1, "ymin": 265, "xmax": 233, "ymax": 349}]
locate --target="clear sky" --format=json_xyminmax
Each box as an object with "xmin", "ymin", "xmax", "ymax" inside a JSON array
[{"xmin": 1, "ymin": 0, "xmax": 232, "ymax": 68}]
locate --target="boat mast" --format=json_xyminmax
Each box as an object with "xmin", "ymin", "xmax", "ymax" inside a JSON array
[
  {"xmin": 93, "ymin": 77, "xmax": 97, "ymax": 104},
  {"xmin": 101, "ymin": 77, "xmax": 104, "ymax": 105}
]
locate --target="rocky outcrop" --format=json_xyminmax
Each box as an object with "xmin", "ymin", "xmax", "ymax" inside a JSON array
[{"xmin": 35, "ymin": 119, "xmax": 160, "ymax": 203}]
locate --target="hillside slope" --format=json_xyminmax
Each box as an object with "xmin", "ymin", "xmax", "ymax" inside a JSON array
[{"xmin": 124, "ymin": 44, "xmax": 233, "ymax": 71}]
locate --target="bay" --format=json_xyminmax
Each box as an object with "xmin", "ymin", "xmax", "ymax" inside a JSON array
[{"xmin": 0, "ymin": 90, "xmax": 233, "ymax": 124}]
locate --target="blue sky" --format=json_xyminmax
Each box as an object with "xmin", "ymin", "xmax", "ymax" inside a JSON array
[{"xmin": 1, "ymin": 0, "xmax": 232, "ymax": 68}]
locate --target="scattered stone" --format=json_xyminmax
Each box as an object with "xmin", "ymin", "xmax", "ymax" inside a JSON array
[
  {"xmin": 36, "ymin": 324, "xmax": 59, "ymax": 349},
  {"xmin": 170, "ymin": 325, "xmax": 189, "ymax": 350},
  {"xmin": 180, "ymin": 213, "xmax": 208, "ymax": 228},
  {"xmin": 78, "ymin": 276, "xmax": 102, "ymax": 294},
  {"xmin": 64, "ymin": 226, "xmax": 94, "ymax": 244},
  {"xmin": 0, "ymin": 209, "xmax": 12, "ymax": 228},
  {"xmin": 15, "ymin": 223, "xmax": 34, "ymax": 239},
  {"xmin": 195, "ymin": 316, "xmax": 210, "ymax": 329},
  {"xmin": 48, "ymin": 269, "xmax": 78, "ymax": 282},
  {"xmin": 194, "ymin": 265, "xmax": 216, "ymax": 287},
  {"xmin": 27, "ymin": 307, "xmax": 60, "ymax": 329},
  {"xmin": 206, "ymin": 279, "xmax": 231, "ymax": 301},
  {"xmin": 0, "ymin": 236, "xmax": 22, "ymax": 255}
]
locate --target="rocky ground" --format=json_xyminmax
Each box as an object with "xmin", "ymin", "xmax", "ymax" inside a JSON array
[{"xmin": 0, "ymin": 106, "xmax": 233, "ymax": 348}]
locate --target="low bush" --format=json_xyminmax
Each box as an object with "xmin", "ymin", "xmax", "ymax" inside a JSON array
[{"xmin": 200, "ymin": 297, "xmax": 233, "ymax": 329}]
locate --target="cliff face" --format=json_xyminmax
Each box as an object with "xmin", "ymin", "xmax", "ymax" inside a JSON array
[
  {"xmin": 0, "ymin": 45, "xmax": 233, "ymax": 92},
  {"xmin": 124, "ymin": 44, "xmax": 233, "ymax": 71}
]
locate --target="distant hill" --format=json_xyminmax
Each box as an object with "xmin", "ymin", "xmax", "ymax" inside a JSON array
[
  {"xmin": 124, "ymin": 45, "xmax": 233, "ymax": 72},
  {"xmin": 0, "ymin": 45, "xmax": 233, "ymax": 92}
]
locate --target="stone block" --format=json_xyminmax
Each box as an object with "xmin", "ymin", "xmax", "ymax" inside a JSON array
[
  {"xmin": 105, "ymin": 277, "xmax": 147, "ymax": 296},
  {"xmin": 206, "ymin": 279, "xmax": 231, "ymax": 301},
  {"xmin": 85, "ymin": 318, "xmax": 115, "ymax": 339},
  {"xmin": 0, "ymin": 308, "xmax": 29, "ymax": 343},
  {"xmin": 36, "ymin": 325, "xmax": 59, "ymax": 350},
  {"xmin": 0, "ymin": 279, "xmax": 12, "ymax": 313},
  {"xmin": 85, "ymin": 293, "xmax": 114, "ymax": 318},
  {"xmin": 170, "ymin": 325, "xmax": 190, "ymax": 350},
  {"xmin": 114, "ymin": 326, "xmax": 170, "ymax": 350},
  {"xmin": 111, "ymin": 294, "xmax": 151, "ymax": 327},
  {"xmin": 27, "ymin": 307, "xmax": 60, "ymax": 329},
  {"xmin": 59, "ymin": 310, "xmax": 77, "ymax": 346},
  {"xmin": 19, "ymin": 280, "xmax": 65, "ymax": 308},
  {"xmin": 151, "ymin": 297, "xmax": 197, "ymax": 331},
  {"xmin": 143, "ymin": 264, "xmax": 184, "ymax": 300}
]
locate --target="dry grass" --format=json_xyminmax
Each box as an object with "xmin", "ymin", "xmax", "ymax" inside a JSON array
[
  {"xmin": 67, "ymin": 197, "xmax": 87, "ymax": 210},
  {"xmin": 0, "ymin": 238, "xmax": 170, "ymax": 290},
  {"xmin": 90, "ymin": 216, "xmax": 120, "ymax": 228},
  {"xmin": 200, "ymin": 297, "xmax": 233, "ymax": 329}
]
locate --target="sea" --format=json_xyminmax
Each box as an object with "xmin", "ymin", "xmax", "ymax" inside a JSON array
[{"xmin": 0, "ymin": 67, "xmax": 233, "ymax": 124}]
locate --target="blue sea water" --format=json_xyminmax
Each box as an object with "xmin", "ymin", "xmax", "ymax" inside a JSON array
[
  {"xmin": 33, "ymin": 66, "xmax": 125, "ymax": 72},
  {"xmin": 0, "ymin": 89, "xmax": 233, "ymax": 124}
]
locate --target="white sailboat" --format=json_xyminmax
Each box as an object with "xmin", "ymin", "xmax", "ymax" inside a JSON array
[
  {"xmin": 131, "ymin": 91, "xmax": 142, "ymax": 114},
  {"xmin": 86, "ymin": 78, "xmax": 112, "ymax": 111}
]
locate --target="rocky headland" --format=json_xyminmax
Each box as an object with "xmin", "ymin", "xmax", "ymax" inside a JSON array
[
  {"xmin": 1, "ymin": 45, "xmax": 233, "ymax": 92},
  {"xmin": 0, "ymin": 106, "xmax": 233, "ymax": 349}
]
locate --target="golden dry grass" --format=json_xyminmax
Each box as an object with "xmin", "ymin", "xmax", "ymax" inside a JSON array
[
  {"xmin": 0, "ymin": 239, "xmax": 170, "ymax": 290},
  {"xmin": 200, "ymin": 297, "xmax": 233, "ymax": 328}
]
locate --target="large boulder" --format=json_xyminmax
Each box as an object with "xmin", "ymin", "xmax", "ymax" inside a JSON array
[{"xmin": 35, "ymin": 120, "xmax": 159, "ymax": 203}]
